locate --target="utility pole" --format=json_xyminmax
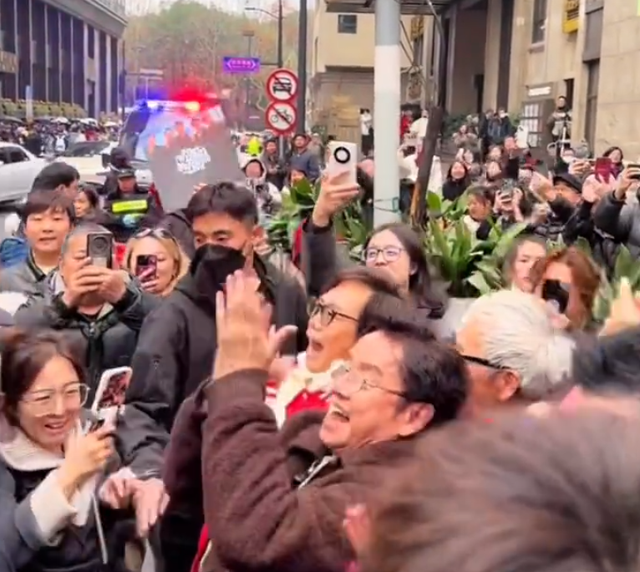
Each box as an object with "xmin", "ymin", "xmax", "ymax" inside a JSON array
[
  {"xmin": 243, "ymin": 29, "xmax": 255, "ymax": 131},
  {"xmin": 296, "ymin": 0, "xmax": 307, "ymax": 133},
  {"xmin": 277, "ymin": 0, "xmax": 285, "ymax": 154}
]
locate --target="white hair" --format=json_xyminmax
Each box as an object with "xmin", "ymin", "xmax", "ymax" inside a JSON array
[{"xmin": 458, "ymin": 289, "xmax": 575, "ymax": 399}]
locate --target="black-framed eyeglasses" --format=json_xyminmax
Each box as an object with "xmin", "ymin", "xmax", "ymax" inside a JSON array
[
  {"xmin": 362, "ymin": 245, "xmax": 404, "ymax": 264},
  {"xmin": 310, "ymin": 301, "xmax": 358, "ymax": 328},
  {"xmin": 460, "ymin": 354, "xmax": 507, "ymax": 370},
  {"xmin": 331, "ymin": 362, "xmax": 409, "ymax": 399}
]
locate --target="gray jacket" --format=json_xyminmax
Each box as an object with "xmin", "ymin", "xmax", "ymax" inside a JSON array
[
  {"xmin": 592, "ymin": 191, "xmax": 640, "ymax": 258},
  {"xmin": 0, "ymin": 257, "xmax": 48, "ymax": 298}
]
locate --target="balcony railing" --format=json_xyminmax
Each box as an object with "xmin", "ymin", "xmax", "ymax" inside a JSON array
[{"xmin": 95, "ymin": 0, "xmax": 126, "ymax": 17}]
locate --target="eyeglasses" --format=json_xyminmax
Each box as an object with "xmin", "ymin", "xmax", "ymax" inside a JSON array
[
  {"xmin": 21, "ymin": 382, "xmax": 89, "ymax": 415},
  {"xmin": 310, "ymin": 301, "xmax": 358, "ymax": 328},
  {"xmin": 331, "ymin": 362, "xmax": 408, "ymax": 399},
  {"xmin": 460, "ymin": 354, "xmax": 507, "ymax": 370},
  {"xmin": 362, "ymin": 246, "xmax": 404, "ymax": 264}
]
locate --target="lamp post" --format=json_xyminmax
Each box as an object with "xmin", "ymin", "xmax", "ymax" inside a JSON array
[{"xmin": 245, "ymin": 1, "xmax": 285, "ymax": 151}]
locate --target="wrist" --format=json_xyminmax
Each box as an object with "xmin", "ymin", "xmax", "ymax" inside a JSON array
[
  {"xmin": 311, "ymin": 209, "xmax": 331, "ymax": 228},
  {"xmin": 57, "ymin": 466, "xmax": 82, "ymax": 500},
  {"xmin": 57, "ymin": 292, "xmax": 77, "ymax": 312}
]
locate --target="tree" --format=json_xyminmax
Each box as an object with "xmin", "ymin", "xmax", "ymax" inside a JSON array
[{"xmin": 124, "ymin": 0, "xmax": 299, "ymax": 106}]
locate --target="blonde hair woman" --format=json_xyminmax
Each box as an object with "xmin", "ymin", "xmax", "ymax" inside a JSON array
[{"xmin": 124, "ymin": 228, "xmax": 189, "ymax": 296}]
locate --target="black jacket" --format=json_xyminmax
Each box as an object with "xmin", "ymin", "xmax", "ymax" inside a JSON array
[{"xmin": 14, "ymin": 273, "xmax": 159, "ymax": 401}]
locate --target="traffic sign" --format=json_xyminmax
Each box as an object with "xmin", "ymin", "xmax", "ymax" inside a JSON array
[
  {"xmin": 266, "ymin": 69, "xmax": 298, "ymax": 102},
  {"xmin": 223, "ymin": 56, "xmax": 261, "ymax": 74},
  {"xmin": 265, "ymin": 101, "xmax": 296, "ymax": 133}
]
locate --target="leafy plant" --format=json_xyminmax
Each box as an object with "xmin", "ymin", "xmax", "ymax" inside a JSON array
[
  {"xmin": 267, "ymin": 179, "xmax": 367, "ymax": 260},
  {"xmin": 592, "ymin": 245, "xmax": 640, "ymax": 323},
  {"xmin": 424, "ymin": 192, "xmax": 527, "ymax": 298}
]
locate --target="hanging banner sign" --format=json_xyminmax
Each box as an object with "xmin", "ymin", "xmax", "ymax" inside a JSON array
[{"xmin": 563, "ymin": 0, "xmax": 580, "ymax": 33}]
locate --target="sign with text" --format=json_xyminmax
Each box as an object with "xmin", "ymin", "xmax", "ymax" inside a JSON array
[
  {"xmin": 563, "ymin": 0, "xmax": 580, "ymax": 33},
  {"xmin": 144, "ymin": 102, "xmax": 243, "ymax": 212},
  {"xmin": 223, "ymin": 56, "xmax": 261, "ymax": 74}
]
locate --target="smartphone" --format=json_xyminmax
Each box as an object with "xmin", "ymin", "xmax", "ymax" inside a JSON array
[
  {"xmin": 135, "ymin": 254, "xmax": 158, "ymax": 279},
  {"xmin": 326, "ymin": 141, "xmax": 358, "ymax": 186},
  {"xmin": 85, "ymin": 367, "xmax": 132, "ymax": 434},
  {"xmin": 542, "ymin": 279, "xmax": 570, "ymax": 315},
  {"xmin": 627, "ymin": 163, "xmax": 640, "ymax": 180},
  {"xmin": 594, "ymin": 157, "xmax": 613, "ymax": 182},
  {"xmin": 86, "ymin": 232, "xmax": 113, "ymax": 268}
]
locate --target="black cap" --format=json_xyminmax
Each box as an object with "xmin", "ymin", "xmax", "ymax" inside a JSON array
[
  {"xmin": 552, "ymin": 172, "xmax": 582, "ymax": 193},
  {"xmin": 117, "ymin": 167, "xmax": 136, "ymax": 179}
]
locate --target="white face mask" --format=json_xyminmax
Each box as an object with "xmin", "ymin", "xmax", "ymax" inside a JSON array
[{"xmin": 562, "ymin": 155, "xmax": 575, "ymax": 164}]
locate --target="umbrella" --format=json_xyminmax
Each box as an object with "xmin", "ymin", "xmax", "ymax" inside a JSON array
[{"xmin": 0, "ymin": 116, "xmax": 24, "ymax": 124}]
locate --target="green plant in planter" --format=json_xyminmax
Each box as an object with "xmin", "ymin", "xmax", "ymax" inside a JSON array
[
  {"xmin": 592, "ymin": 245, "xmax": 640, "ymax": 324},
  {"xmin": 267, "ymin": 179, "xmax": 367, "ymax": 260},
  {"xmin": 424, "ymin": 192, "xmax": 527, "ymax": 298}
]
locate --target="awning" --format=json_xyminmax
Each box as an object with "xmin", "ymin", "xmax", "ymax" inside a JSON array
[{"xmin": 324, "ymin": 0, "xmax": 453, "ymax": 15}]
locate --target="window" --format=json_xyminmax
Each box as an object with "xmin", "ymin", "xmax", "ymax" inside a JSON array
[
  {"xmin": 520, "ymin": 102, "xmax": 544, "ymax": 147},
  {"xmin": 4, "ymin": 147, "xmax": 28, "ymax": 163},
  {"xmin": 564, "ymin": 78, "xmax": 574, "ymax": 109},
  {"xmin": 412, "ymin": 35, "xmax": 424, "ymax": 67},
  {"xmin": 337, "ymin": 15, "xmax": 357, "ymax": 34},
  {"xmin": 531, "ymin": 0, "xmax": 547, "ymax": 44},
  {"xmin": 584, "ymin": 61, "xmax": 599, "ymax": 150}
]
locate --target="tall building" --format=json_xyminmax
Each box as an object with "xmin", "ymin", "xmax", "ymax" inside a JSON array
[
  {"xmin": 0, "ymin": 0, "xmax": 127, "ymax": 116},
  {"xmin": 310, "ymin": 2, "xmax": 415, "ymax": 115}
]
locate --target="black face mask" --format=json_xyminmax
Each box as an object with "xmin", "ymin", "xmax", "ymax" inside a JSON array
[{"xmin": 191, "ymin": 243, "xmax": 247, "ymax": 297}]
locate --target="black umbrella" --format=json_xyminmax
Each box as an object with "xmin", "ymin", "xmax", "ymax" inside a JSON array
[{"xmin": 0, "ymin": 116, "xmax": 24, "ymax": 124}]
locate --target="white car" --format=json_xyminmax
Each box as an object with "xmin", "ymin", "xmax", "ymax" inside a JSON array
[{"xmin": 0, "ymin": 142, "xmax": 48, "ymax": 204}]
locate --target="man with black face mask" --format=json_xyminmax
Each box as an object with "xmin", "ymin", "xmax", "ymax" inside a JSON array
[{"xmin": 116, "ymin": 181, "xmax": 309, "ymax": 572}]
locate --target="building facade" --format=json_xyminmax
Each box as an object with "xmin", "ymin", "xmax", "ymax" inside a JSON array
[
  {"xmin": 310, "ymin": 2, "xmax": 416, "ymax": 120},
  {"xmin": 439, "ymin": 0, "xmax": 640, "ymax": 156},
  {"xmin": 0, "ymin": 0, "xmax": 126, "ymax": 116}
]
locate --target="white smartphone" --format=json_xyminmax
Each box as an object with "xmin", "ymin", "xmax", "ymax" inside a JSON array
[
  {"xmin": 325, "ymin": 141, "xmax": 358, "ymax": 186},
  {"xmin": 86, "ymin": 366, "xmax": 132, "ymax": 433}
]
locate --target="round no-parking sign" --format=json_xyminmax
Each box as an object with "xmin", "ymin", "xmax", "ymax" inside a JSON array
[{"xmin": 266, "ymin": 69, "xmax": 299, "ymax": 102}]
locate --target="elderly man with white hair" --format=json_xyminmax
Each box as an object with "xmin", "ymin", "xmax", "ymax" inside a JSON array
[{"xmin": 456, "ymin": 289, "xmax": 575, "ymax": 415}]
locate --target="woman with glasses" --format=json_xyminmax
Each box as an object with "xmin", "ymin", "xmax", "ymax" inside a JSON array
[
  {"xmin": 0, "ymin": 329, "xmax": 139, "ymax": 571},
  {"xmin": 124, "ymin": 228, "xmax": 190, "ymax": 297}
]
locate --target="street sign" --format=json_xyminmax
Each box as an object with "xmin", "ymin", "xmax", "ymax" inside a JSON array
[
  {"xmin": 223, "ymin": 56, "xmax": 261, "ymax": 74},
  {"xmin": 266, "ymin": 69, "xmax": 298, "ymax": 102},
  {"xmin": 265, "ymin": 101, "xmax": 296, "ymax": 134}
]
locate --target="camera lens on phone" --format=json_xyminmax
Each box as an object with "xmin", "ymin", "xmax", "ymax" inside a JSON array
[
  {"xmin": 334, "ymin": 147, "xmax": 351, "ymax": 164},
  {"xmin": 91, "ymin": 236, "xmax": 109, "ymax": 254}
]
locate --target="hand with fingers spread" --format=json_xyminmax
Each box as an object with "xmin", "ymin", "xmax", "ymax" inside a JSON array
[
  {"xmin": 312, "ymin": 171, "xmax": 361, "ymax": 227},
  {"xmin": 600, "ymin": 277, "xmax": 640, "ymax": 337},
  {"xmin": 214, "ymin": 270, "xmax": 298, "ymax": 380}
]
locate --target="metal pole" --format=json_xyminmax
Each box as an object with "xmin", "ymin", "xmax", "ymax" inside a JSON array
[
  {"xmin": 277, "ymin": 0, "xmax": 285, "ymax": 154},
  {"xmin": 296, "ymin": 0, "xmax": 307, "ymax": 132},
  {"xmin": 373, "ymin": 0, "xmax": 401, "ymax": 226},
  {"xmin": 120, "ymin": 39, "xmax": 125, "ymax": 117}
]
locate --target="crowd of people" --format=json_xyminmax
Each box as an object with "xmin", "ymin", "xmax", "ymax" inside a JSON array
[{"xmin": 0, "ymin": 108, "xmax": 639, "ymax": 572}]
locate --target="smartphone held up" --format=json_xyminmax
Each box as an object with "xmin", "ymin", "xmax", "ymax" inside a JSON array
[{"xmin": 85, "ymin": 367, "xmax": 132, "ymax": 434}]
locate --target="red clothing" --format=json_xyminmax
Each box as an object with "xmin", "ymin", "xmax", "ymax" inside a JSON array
[
  {"xmin": 400, "ymin": 115, "xmax": 411, "ymax": 139},
  {"xmin": 191, "ymin": 380, "xmax": 329, "ymax": 572}
]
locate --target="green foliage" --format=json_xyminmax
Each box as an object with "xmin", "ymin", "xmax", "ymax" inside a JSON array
[
  {"xmin": 267, "ymin": 179, "xmax": 367, "ymax": 261},
  {"xmin": 424, "ymin": 191, "xmax": 527, "ymax": 297},
  {"xmin": 591, "ymin": 245, "xmax": 640, "ymax": 323}
]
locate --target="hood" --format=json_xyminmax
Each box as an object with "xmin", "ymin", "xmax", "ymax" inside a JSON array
[{"xmin": 242, "ymin": 157, "xmax": 266, "ymax": 183}]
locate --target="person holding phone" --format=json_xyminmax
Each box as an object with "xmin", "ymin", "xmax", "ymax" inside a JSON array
[
  {"xmin": 530, "ymin": 247, "xmax": 600, "ymax": 331},
  {"xmin": 593, "ymin": 165, "xmax": 640, "ymax": 259},
  {"xmin": 124, "ymin": 228, "xmax": 190, "ymax": 297},
  {"xmin": 13, "ymin": 223, "xmax": 159, "ymax": 399},
  {"xmin": 0, "ymin": 329, "xmax": 142, "ymax": 571}
]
